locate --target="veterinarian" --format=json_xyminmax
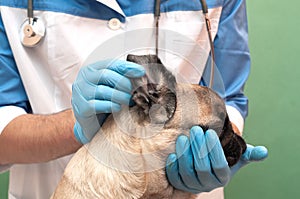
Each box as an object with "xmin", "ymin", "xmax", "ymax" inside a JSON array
[{"xmin": 0, "ymin": 0, "xmax": 267, "ymax": 198}]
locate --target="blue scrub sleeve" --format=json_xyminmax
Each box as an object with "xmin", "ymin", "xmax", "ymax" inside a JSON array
[
  {"xmin": 0, "ymin": 13, "xmax": 31, "ymax": 112},
  {"xmin": 201, "ymin": 0, "xmax": 250, "ymax": 120}
]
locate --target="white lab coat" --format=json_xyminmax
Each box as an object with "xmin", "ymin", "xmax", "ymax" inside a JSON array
[{"xmin": 0, "ymin": 1, "xmax": 245, "ymax": 198}]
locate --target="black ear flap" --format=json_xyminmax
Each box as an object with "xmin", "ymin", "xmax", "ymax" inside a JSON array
[
  {"xmin": 219, "ymin": 115, "xmax": 247, "ymax": 167},
  {"xmin": 126, "ymin": 54, "xmax": 177, "ymax": 124},
  {"xmin": 127, "ymin": 54, "xmax": 162, "ymax": 65}
]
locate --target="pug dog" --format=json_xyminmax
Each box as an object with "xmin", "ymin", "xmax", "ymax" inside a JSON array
[{"xmin": 51, "ymin": 54, "xmax": 246, "ymax": 199}]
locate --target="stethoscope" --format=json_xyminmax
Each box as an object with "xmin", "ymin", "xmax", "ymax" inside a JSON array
[
  {"xmin": 20, "ymin": 0, "xmax": 215, "ymax": 88},
  {"xmin": 20, "ymin": 0, "xmax": 45, "ymax": 47},
  {"xmin": 154, "ymin": 0, "xmax": 215, "ymax": 88}
]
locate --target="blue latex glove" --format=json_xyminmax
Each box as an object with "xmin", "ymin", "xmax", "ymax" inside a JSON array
[
  {"xmin": 72, "ymin": 59, "xmax": 145, "ymax": 144},
  {"xmin": 166, "ymin": 126, "xmax": 268, "ymax": 194}
]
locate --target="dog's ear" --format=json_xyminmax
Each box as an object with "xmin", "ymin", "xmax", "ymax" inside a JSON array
[
  {"xmin": 127, "ymin": 54, "xmax": 177, "ymax": 124},
  {"xmin": 219, "ymin": 115, "xmax": 247, "ymax": 167}
]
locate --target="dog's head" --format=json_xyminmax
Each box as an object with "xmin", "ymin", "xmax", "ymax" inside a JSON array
[{"xmin": 126, "ymin": 54, "xmax": 246, "ymax": 167}]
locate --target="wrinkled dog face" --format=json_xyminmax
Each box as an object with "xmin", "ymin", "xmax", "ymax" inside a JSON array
[{"xmin": 127, "ymin": 54, "xmax": 246, "ymax": 167}]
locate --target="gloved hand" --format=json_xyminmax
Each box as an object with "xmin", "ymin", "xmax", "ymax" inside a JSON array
[
  {"xmin": 166, "ymin": 126, "xmax": 268, "ymax": 194},
  {"xmin": 72, "ymin": 59, "xmax": 145, "ymax": 144}
]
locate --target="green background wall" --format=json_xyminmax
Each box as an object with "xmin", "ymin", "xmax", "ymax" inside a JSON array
[
  {"xmin": 225, "ymin": 0, "xmax": 300, "ymax": 198},
  {"xmin": 1, "ymin": 0, "xmax": 299, "ymax": 198},
  {"xmin": 0, "ymin": 172, "xmax": 8, "ymax": 198}
]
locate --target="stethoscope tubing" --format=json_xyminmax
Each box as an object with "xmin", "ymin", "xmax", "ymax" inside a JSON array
[{"xmin": 21, "ymin": 0, "xmax": 215, "ymax": 88}]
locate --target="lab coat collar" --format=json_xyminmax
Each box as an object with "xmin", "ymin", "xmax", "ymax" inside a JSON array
[{"xmin": 95, "ymin": 0, "xmax": 126, "ymax": 17}]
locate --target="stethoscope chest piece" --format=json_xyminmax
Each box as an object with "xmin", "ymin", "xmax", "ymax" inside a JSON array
[{"xmin": 20, "ymin": 17, "xmax": 45, "ymax": 47}]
